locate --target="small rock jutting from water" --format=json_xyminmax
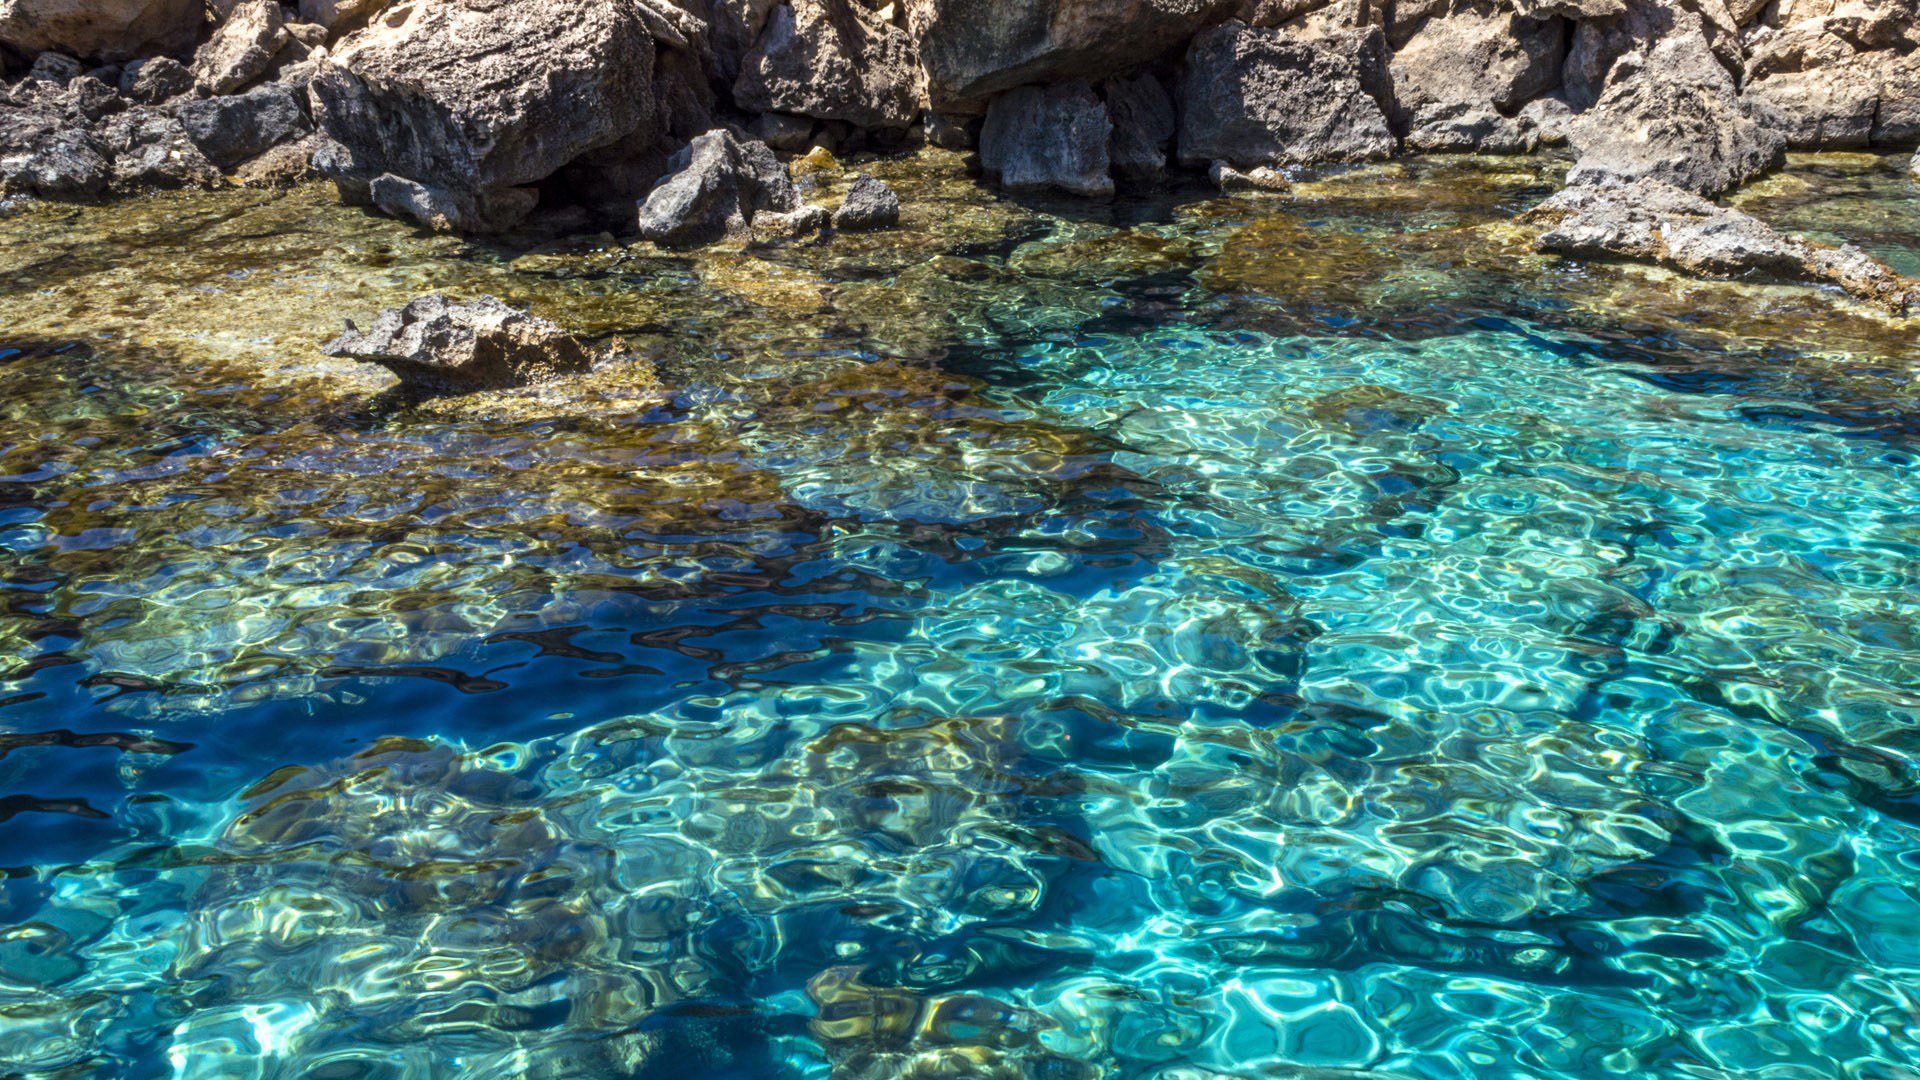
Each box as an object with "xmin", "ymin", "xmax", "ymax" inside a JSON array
[
  {"xmin": 637, "ymin": 127, "xmax": 806, "ymax": 247},
  {"xmin": 1526, "ymin": 177, "xmax": 1920, "ymax": 316},
  {"xmin": 321, "ymin": 295, "xmax": 599, "ymax": 393},
  {"xmin": 832, "ymin": 173, "xmax": 899, "ymax": 231}
]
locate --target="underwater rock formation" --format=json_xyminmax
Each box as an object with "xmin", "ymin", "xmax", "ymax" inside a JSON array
[
  {"xmin": 1527, "ymin": 176, "xmax": 1920, "ymax": 314},
  {"xmin": 322, "ymin": 294, "xmax": 598, "ymax": 392}
]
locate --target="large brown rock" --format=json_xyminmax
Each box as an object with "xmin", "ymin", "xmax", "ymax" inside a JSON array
[
  {"xmin": 1527, "ymin": 176, "xmax": 1920, "ymax": 314},
  {"xmin": 1176, "ymin": 21, "xmax": 1395, "ymax": 168},
  {"xmin": 309, "ymin": 0, "xmax": 657, "ymax": 232},
  {"xmin": 323, "ymin": 295, "xmax": 597, "ymax": 392},
  {"xmin": 733, "ymin": 0, "xmax": 925, "ymax": 129},
  {"xmin": 191, "ymin": 0, "xmax": 288, "ymax": 95},
  {"xmin": 0, "ymin": 0, "xmax": 203, "ymax": 61},
  {"xmin": 908, "ymin": 0, "xmax": 1240, "ymax": 111}
]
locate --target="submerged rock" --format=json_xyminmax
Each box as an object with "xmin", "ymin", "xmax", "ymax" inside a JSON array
[
  {"xmin": 1527, "ymin": 177, "xmax": 1920, "ymax": 315},
  {"xmin": 322, "ymin": 295, "xmax": 598, "ymax": 392},
  {"xmin": 636, "ymin": 126, "xmax": 800, "ymax": 246},
  {"xmin": 1210, "ymin": 160, "xmax": 1290, "ymax": 192},
  {"xmin": 1177, "ymin": 22, "xmax": 1395, "ymax": 169},
  {"xmin": 833, "ymin": 173, "xmax": 900, "ymax": 231},
  {"xmin": 979, "ymin": 81, "xmax": 1113, "ymax": 198}
]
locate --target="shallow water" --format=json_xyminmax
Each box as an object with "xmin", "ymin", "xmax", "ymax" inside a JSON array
[{"xmin": 2, "ymin": 152, "xmax": 1920, "ymax": 1078}]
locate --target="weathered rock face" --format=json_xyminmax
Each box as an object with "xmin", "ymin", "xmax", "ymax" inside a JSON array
[
  {"xmin": 1740, "ymin": 1, "xmax": 1920, "ymax": 150},
  {"xmin": 309, "ymin": 0, "xmax": 658, "ymax": 233},
  {"xmin": 323, "ymin": 295, "xmax": 597, "ymax": 392},
  {"xmin": 1390, "ymin": 0, "xmax": 1565, "ymax": 151},
  {"xmin": 1527, "ymin": 177, "xmax": 1920, "ymax": 314},
  {"xmin": 0, "ymin": 109, "xmax": 107, "ymax": 195},
  {"xmin": 635, "ymin": 126, "xmax": 801, "ymax": 246},
  {"xmin": 833, "ymin": 172, "xmax": 900, "ymax": 230},
  {"xmin": 1177, "ymin": 21, "xmax": 1395, "ymax": 168},
  {"xmin": 733, "ymin": 0, "xmax": 925, "ymax": 130},
  {"xmin": 909, "ymin": 0, "xmax": 1241, "ymax": 110},
  {"xmin": 979, "ymin": 81, "xmax": 1114, "ymax": 197},
  {"xmin": 175, "ymin": 84, "xmax": 312, "ymax": 170},
  {"xmin": 1568, "ymin": 35, "xmax": 1785, "ymax": 196},
  {"xmin": 99, "ymin": 106, "xmax": 221, "ymax": 188},
  {"xmin": 117, "ymin": 55, "xmax": 192, "ymax": 104},
  {"xmin": 1103, "ymin": 74, "xmax": 1176, "ymax": 181},
  {"xmin": 0, "ymin": 0, "xmax": 203, "ymax": 61},
  {"xmin": 191, "ymin": 0, "xmax": 287, "ymax": 95}
]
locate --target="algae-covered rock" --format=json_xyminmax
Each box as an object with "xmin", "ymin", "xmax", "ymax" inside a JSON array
[{"xmin": 323, "ymin": 295, "xmax": 599, "ymax": 392}]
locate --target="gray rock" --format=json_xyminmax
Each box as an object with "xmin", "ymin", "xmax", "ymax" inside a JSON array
[
  {"xmin": 118, "ymin": 56, "xmax": 193, "ymax": 104},
  {"xmin": 322, "ymin": 295, "xmax": 596, "ymax": 393},
  {"xmin": 0, "ymin": 113, "xmax": 107, "ymax": 196},
  {"xmin": 832, "ymin": 173, "xmax": 899, "ymax": 230},
  {"xmin": 751, "ymin": 111, "xmax": 815, "ymax": 151},
  {"xmin": 908, "ymin": 0, "xmax": 1243, "ymax": 110},
  {"xmin": 98, "ymin": 106, "xmax": 221, "ymax": 189},
  {"xmin": 26, "ymin": 51, "xmax": 81, "ymax": 85},
  {"xmin": 1568, "ymin": 37, "xmax": 1785, "ymax": 196},
  {"xmin": 1518, "ymin": 93, "xmax": 1573, "ymax": 146},
  {"xmin": 370, "ymin": 173, "xmax": 538, "ymax": 233},
  {"xmin": 63, "ymin": 74, "xmax": 124, "ymax": 121},
  {"xmin": 749, "ymin": 201, "xmax": 828, "ymax": 241},
  {"xmin": 192, "ymin": 0, "xmax": 288, "ymax": 95},
  {"xmin": 0, "ymin": 0, "xmax": 205, "ymax": 61},
  {"xmin": 1403, "ymin": 103, "xmax": 1538, "ymax": 154},
  {"xmin": 734, "ymin": 0, "xmax": 926, "ymax": 130},
  {"xmin": 1527, "ymin": 176, "xmax": 1920, "ymax": 315},
  {"xmin": 1209, "ymin": 160, "xmax": 1290, "ymax": 191},
  {"xmin": 175, "ymin": 85, "xmax": 312, "ymax": 170},
  {"xmin": 1102, "ymin": 74, "xmax": 1175, "ymax": 182},
  {"xmin": 923, "ymin": 111, "xmax": 978, "ymax": 149},
  {"xmin": 1177, "ymin": 22, "xmax": 1395, "ymax": 168},
  {"xmin": 636, "ymin": 127, "xmax": 800, "ymax": 247},
  {"xmin": 1389, "ymin": 1, "xmax": 1565, "ymax": 125},
  {"xmin": 979, "ymin": 81, "xmax": 1113, "ymax": 198},
  {"xmin": 232, "ymin": 132, "xmax": 319, "ymax": 186},
  {"xmin": 311, "ymin": 0, "xmax": 657, "ymax": 233}
]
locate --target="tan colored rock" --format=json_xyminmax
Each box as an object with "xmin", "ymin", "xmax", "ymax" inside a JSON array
[
  {"xmin": 0, "ymin": 0, "xmax": 203, "ymax": 60},
  {"xmin": 192, "ymin": 0, "xmax": 288, "ymax": 95}
]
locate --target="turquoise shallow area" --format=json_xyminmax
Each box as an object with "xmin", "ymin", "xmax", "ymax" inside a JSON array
[{"xmin": 3, "ymin": 159, "xmax": 1920, "ymax": 1078}]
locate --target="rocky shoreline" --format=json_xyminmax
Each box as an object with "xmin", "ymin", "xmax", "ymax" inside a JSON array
[{"xmin": 3, "ymin": 0, "xmax": 1918, "ymax": 386}]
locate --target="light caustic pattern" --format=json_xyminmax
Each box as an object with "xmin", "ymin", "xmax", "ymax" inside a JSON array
[{"xmin": 2, "ymin": 156, "xmax": 1920, "ymax": 1079}]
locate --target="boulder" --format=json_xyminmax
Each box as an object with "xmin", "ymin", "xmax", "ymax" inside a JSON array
[
  {"xmin": 1568, "ymin": 36, "xmax": 1785, "ymax": 196},
  {"xmin": 322, "ymin": 295, "xmax": 596, "ymax": 393},
  {"xmin": 923, "ymin": 111, "xmax": 978, "ymax": 149},
  {"xmin": 191, "ymin": 0, "xmax": 287, "ymax": 94},
  {"xmin": 1526, "ymin": 176, "xmax": 1920, "ymax": 314},
  {"xmin": 1389, "ymin": 1, "xmax": 1565, "ymax": 148},
  {"xmin": 0, "ymin": 113, "xmax": 106, "ymax": 196},
  {"xmin": 908, "ymin": 0, "xmax": 1242, "ymax": 110},
  {"xmin": 1875, "ymin": 53, "xmax": 1920, "ymax": 143},
  {"xmin": 751, "ymin": 111, "xmax": 815, "ymax": 150},
  {"xmin": 296, "ymin": 0, "xmax": 382, "ymax": 33},
  {"xmin": 175, "ymin": 84, "xmax": 312, "ymax": 170},
  {"xmin": 832, "ymin": 173, "xmax": 899, "ymax": 230},
  {"xmin": 25, "ymin": 49, "xmax": 79, "ymax": 84},
  {"xmin": 635, "ymin": 127, "xmax": 800, "ymax": 247},
  {"xmin": 0, "ymin": 0, "xmax": 204, "ymax": 61},
  {"xmin": 99, "ymin": 106, "xmax": 221, "ymax": 188},
  {"xmin": 1744, "ymin": 43, "xmax": 1920, "ymax": 149},
  {"xmin": 369, "ymin": 173, "xmax": 537, "ymax": 233},
  {"xmin": 1562, "ymin": 0, "xmax": 1743, "ymax": 112},
  {"xmin": 979, "ymin": 81, "xmax": 1113, "ymax": 197},
  {"xmin": 1209, "ymin": 159, "xmax": 1290, "ymax": 191},
  {"xmin": 734, "ymin": 0, "xmax": 925, "ymax": 130},
  {"xmin": 309, "ymin": 0, "xmax": 657, "ymax": 232},
  {"xmin": 749, "ymin": 201, "xmax": 828, "ymax": 241},
  {"xmin": 1102, "ymin": 74, "xmax": 1175, "ymax": 181},
  {"xmin": 117, "ymin": 55, "xmax": 192, "ymax": 104},
  {"xmin": 1176, "ymin": 22, "xmax": 1395, "ymax": 168}
]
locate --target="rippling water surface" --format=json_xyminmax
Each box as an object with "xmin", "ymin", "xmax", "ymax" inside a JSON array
[{"xmin": 3, "ymin": 152, "xmax": 1920, "ymax": 1078}]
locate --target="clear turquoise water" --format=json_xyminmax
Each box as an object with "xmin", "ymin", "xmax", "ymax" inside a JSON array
[{"xmin": 4, "ymin": 159, "xmax": 1920, "ymax": 1078}]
